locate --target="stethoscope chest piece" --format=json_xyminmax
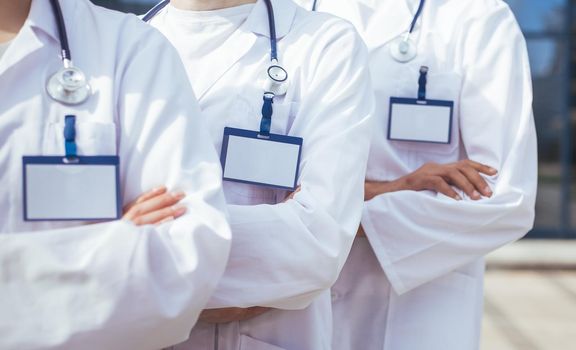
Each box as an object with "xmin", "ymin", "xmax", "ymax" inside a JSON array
[
  {"xmin": 390, "ymin": 34, "xmax": 417, "ymax": 63},
  {"xmin": 46, "ymin": 66, "xmax": 91, "ymax": 105},
  {"xmin": 264, "ymin": 63, "xmax": 289, "ymax": 96}
]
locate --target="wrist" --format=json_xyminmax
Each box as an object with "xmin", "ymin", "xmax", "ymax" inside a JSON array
[{"xmin": 395, "ymin": 175, "xmax": 413, "ymax": 192}]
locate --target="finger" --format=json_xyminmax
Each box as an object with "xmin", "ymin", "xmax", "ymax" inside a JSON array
[
  {"xmin": 443, "ymin": 170, "xmax": 480, "ymax": 200},
  {"xmin": 240, "ymin": 307, "xmax": 272, "ymax": 321},
  {"xmin": 430, "ymin": 177, "xmax": 461, "ymax": 200},
  {"xmin": 460, "ymin": 165, "xmax": 493, "ymax": 197},
  {"xmin": 465, "ymin": 160, "xmax": 498, "ymax": 176},
  {"xmin": 133, "ymin": 205, "xmax": 187, "ymax": 226},
  {"xmin": 284, "ymin": 186, "xmax": 301, "ymax": 202},
  {"xmin": 127, "ymin": 191, "xmax": 186, "ymax": 219},
  {"xmin": 158, "ymin": 216, "xmax": 175, "ymax": 225},
  {"xmin": 123, "ymin": 186, "xmax": 167, "ymax": 213},
  {"xmin": 199, "ymin": 307, "xmax": 271, "ymax": 324},
  {"xmin": 199, "ymin": 308, "xmax": 246, "ymax": 324}
]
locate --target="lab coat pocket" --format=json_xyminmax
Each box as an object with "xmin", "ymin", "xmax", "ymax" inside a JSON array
[
  {"xmin": 240, "ymin": 335, "xmax": 286, "ymax": 350},
  {"xmin": 389, "ymin": 71, "xmax": 462, "ymax": 156},
  {"xmin": 43, "ymin": 121, "xmax": 117, "ymax": 156}
]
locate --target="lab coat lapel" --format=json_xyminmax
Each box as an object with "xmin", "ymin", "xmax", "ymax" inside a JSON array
[
  {"xmin": 0, "ymin": 0, "xmax": 59, "ymax": 78},
  {"xmin": 358, "ymin": 0, "xmax": 413, "ymax": 50},
  {"xmin": 193, "ymin": 0, "xmax": 296, "ymax": 100},
  {"xmin": 192, "ymin": 27, "xmax": 257, "ymax": 100}
]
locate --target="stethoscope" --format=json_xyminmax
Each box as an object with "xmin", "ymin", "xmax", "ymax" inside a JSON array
[
  {"xmin": 46, "ymin": 0, "xmax": 92, "ymax": 105},
  {"xmin": 311, "ymin": 0, "xmax": 426, "ymax": 63},
  {"xmin": 390, "ymin": 0, "xmax": 426, "ymax": 62},
  {"xmin": 143, "ymin": 0, "xmax": 289, "ymax": 97}
]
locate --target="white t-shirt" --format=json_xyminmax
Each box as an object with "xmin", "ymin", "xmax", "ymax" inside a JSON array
[
  {"xmin": 0, "ymin": 40, "xmax": 12, "ymax": 61},
  {"xmin": 161, "ymin": 4, "xmax": 254, "ymax": 85}
]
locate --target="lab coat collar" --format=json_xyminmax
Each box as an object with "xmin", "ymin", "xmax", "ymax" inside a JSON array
[
  {"xmin": 246, "ymin": 0, "xmax": 296, "ymax": 40},
  {"xmin": 27, "ymin": 0, "xmax": 62, "ymax": 44},
  {"xmin": 190, "ymin": 0, "xmax": 297, "ymax": 100},
  {"xmin": 356, "ymin": 0, "xmax": 415, "ymax": 50},
  {"xmin": 0, "ymin": 0, "xmax": 65, "ymax": 77}
]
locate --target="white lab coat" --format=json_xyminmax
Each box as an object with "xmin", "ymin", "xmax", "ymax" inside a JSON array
[
  {"xmin": 149, "ymin": 0, "xmax": 373, "ymax": 348},
  {"xmin": 296, "ymin": 0, "xmax": 538, "ymax": 349},
  {"xmin": 0, "ymin": 1, "xmax": 231, "ymax": 349}
]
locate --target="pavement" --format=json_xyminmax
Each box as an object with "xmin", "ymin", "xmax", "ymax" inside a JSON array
[{"xmin": 481, "ymin": 241, "xmax": 576, "ymax": 350}]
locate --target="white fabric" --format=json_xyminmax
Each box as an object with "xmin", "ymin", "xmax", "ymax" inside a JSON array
[
  {"xmin": 150, "ymin": 0, "xmax": 374, "ymax": 348},
  {"xmin": 296, "ymin": 0, "xmax": 538, "ymax": 349},
  {"xmin": 0, "ymin": 40, "xmax": 11, "ymax": 60},
  {"xmin": 162, "ymin": 4, "xmax": 253, "ymax": 82},
  {"xmin": 0, "ymin": 1, "xmax": 231, "ymax": 349}
]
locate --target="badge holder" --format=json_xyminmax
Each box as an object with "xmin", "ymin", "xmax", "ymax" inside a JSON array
[
  {"xmin": 22, "ymin": 115, "xmax": 121, "ymax": 221},
  {"xmin": 388, "ymin": 66, "xmax": 454, "ymax": 144},
  {"xmin": 220, "ymin": 92, "xmax": 303, "ymax": 191}
]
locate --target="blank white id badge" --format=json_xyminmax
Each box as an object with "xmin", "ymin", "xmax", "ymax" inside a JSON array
[
  {"xmin": 388, "ymin": 97, "xmax": 454, "ymax": 144},
  {"xmin": 221, "ymin": 127, "xmax": 303, "ymax": 190},
  {"xmin": 23, "ymin": 156, "xmax": 121, "ymax": 221}
]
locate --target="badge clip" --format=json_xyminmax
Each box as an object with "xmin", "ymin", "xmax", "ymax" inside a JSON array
[
  {"xmin": 63, "ymin": 115, "xmax": 80, "ymax": 163},
  {"xmin": 418, "ymin": 66, "xmax": 428, "ymax": 101}
]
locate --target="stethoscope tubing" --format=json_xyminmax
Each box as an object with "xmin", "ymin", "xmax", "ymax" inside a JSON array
[
  {"xmin": 49, "ymin": 0, "xmax": 71, "ymax": 62},
  {"xmin": 408, "ymin": 0, "xmax": 426, "ymax": 34},
  {"xmin": 142, "ymin": 0, "xmax": 170, "ymax": 23},
  {"xmin": 262, "ymin": 0, "xmax": 278, "ymax": 62}
]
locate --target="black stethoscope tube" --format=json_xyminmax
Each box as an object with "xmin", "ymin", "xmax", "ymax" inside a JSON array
[
  {"xmin": 142, "ymin": 0, "xmax": 170, "ymax": 22},
  {"xmin": 408, "ymin": 0, "xmax": 426, "ymax": 34},
  {"xmin": 49, "ymin": 0, "xmax": 72, "ymax": 62}
]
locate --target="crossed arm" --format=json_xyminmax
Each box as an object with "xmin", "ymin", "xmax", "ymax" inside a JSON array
[{"xmin": 130, "ymin": 158, "xmax": 495, "ymax": 324}]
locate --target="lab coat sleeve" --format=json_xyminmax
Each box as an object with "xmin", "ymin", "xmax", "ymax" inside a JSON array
[
  {"xmin": 0, "ymin": 29, "xmax": 231, "ymax": 350},
  {"xmin": 207, "ymin": 20, "xmax": 374, "ymax": 309},
  {"xmin": 362, "ymin": 4, "xmax": 537, "ymax": 294}
]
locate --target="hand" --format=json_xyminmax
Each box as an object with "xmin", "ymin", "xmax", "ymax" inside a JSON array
[
  {"xmin": 284, "ymin": 186, "xmax": 301, "ymax": 202},
  {"xmin": 123, "ymin": 186, "xmax": 187, "ymax": 226},
  {"xmin": 198, "ymin": 307, "xmax": 272, "ymax": 324},
  {"xmin": 365, "ymin": 160, "xmax": 497, "ymax": 201},
  {"xmin": 402, "ymin": 160, "xmax": 497, "ymax": 200}
]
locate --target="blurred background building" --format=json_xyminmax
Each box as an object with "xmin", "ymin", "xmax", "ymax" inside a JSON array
[{"xmin": 93, "ymin": 0, "xmax": 575, "ymax": 241}]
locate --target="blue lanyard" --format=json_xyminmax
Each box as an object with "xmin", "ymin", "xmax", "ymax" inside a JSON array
[
  {"xmin": 311, "ymin": 0, "xmax": 426, "ymax": 35},
  {"xmin": 64, "ymin": 115, "xmax": 78, "ymax": 160}
]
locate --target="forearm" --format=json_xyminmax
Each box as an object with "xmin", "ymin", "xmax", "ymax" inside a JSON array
[
  {"xmin": 207, "ymin": 199, "xmax": 350, "ymax": 310},
  {"xmin": 0, "ymin": 219, "xmax": 229, "ymax": 350},
  {"xmin": 365, "ymin": 178, "xmax": 409, "ymax": 201}
]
